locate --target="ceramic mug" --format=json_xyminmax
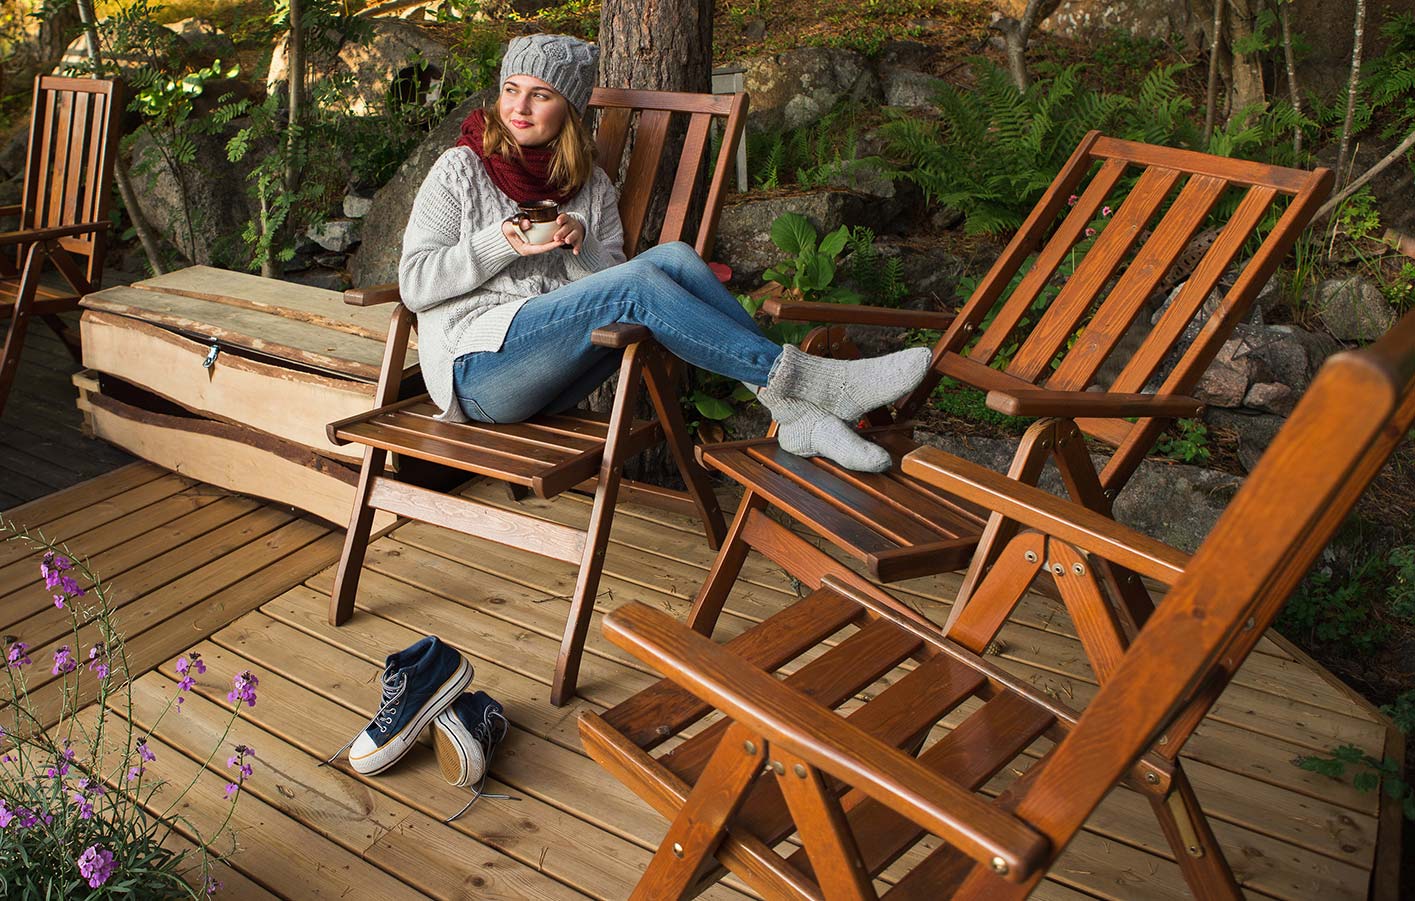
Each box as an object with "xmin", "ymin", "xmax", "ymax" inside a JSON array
[{"xmin": 517, "ymin": 200, "xmax": 560, "ymax": 245}]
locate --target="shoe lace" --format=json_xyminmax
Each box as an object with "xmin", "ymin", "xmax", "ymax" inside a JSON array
[
  {"xmin": 319, "ymin": 667, "xmax": 408, "ymax": 766},
  {"xmin": 445, "ymin": 707, "xmax": 515, "ymax": 822}
]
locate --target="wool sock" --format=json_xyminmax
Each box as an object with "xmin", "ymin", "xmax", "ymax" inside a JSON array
[
  {"xmin": 758, "ymin": 385, "xmax": 892, "ymax": 473},
  {"xmin": 768, "ymin": 344, "xmax": 932, "ymax": 422}
]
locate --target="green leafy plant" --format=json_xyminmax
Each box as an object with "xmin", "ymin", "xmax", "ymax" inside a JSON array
[
  {"xmin": 762, "ymin": 213, "xmax": 863, "ymax": 305},
  {"xmin": 1297, "ymin": 745, "xmax": 1415, "ymax": 820},
  {"xmin": 1380, "ymin": 689, "xmax": 1415, "ymax": 735},
  {"xmin": 1333, "ymin": 187, "xmax": 1383, "ymax": 243},
  {"xmin": 1278, "ymin": 550, "xmax": 1394, "ymax": 658},
  {"xmin": 747, "ymin": 106, "xmax": 865, "ymax": 190},
  {"xmin": 0, "ymin": 517, "xmax": 260, "ymax": 896},
  {"xmin": 1155, "ymin": 418, "xmax": 1212, "ymax": 464}
]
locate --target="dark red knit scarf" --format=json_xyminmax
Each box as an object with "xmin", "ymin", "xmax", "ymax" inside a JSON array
[{"xmin": 455, "ymin": 108, "xmax": 574, "ymax": 206}]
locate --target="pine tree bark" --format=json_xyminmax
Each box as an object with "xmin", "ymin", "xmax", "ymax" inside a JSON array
[
  {"xmin": 1335, "ymin": 0, "xmax": 1368, "ymax": 190},
  {"xmin": 588, "ymin": 0, "xmax": 713, "ymax": 487}
]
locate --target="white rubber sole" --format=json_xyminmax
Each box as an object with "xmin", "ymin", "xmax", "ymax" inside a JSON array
[
  {"xmin": 349, "ymin": 657, "xmax": 473, "ymax": 775},
  {"xmin": 432, "ymin": 708, "xmax": 487, "ymax": 787}
]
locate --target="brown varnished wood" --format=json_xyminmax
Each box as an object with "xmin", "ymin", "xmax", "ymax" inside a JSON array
[
  {"xmin": 583, "ymin": 312, "xmax": 1415, "ymax": 901},
  {"xmin": 1, "ymin": 76, "xmax": 121, "ymax": 416},
  {"xmin": 329, "ymin": 88, "xmax": 746, "ymax": 705},
  {"xmin": 764, "ymin": 297, "xmax": 958, "ymax": 330},
  {"xmin": 694, "ymin": 136, "xmax": 1329, "ymax": 606}
]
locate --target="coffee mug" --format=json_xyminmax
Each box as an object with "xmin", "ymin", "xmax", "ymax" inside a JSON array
[{"xmin": 517, "ymin": 200, "xmax": 560, "ymax": 245}]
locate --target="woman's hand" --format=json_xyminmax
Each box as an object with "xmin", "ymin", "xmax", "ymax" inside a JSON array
[{"xmin": 552, "ymin": 214, "xmax": 586, "ymax": 255}]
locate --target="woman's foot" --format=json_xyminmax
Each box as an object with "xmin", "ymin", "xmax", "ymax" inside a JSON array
[
  {"xmin": 769, "ymin": 344, "xmax": 931, "ymax": 422},
  {"xmin": 759, "ymin": 386, "xmax": 892, "ymax": 473}
]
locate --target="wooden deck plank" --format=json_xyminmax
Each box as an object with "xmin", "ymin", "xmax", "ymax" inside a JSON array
[
  {"xmin": 196, "ymin": 619, "xmax": 752, "ymax": 901},
  {"xmin": 75, "ymin": 707, "xmax": 431, "ymax": 901},
  {"xmin": 123, "ymin": 671, "xmax": 585, "ymax": 901},
  {"xmin": 0, "ymin": 466, "xmax": 182, "ymax": 563}
]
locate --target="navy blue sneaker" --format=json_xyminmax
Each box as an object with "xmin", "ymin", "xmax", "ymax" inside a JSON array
[
  {"xmin": 327, "ymin": 636, "xmax": 473, "ymax": 775},
  {"xmin": 433, "ymin": 691, "xmax": 512, "ymax": 821}
]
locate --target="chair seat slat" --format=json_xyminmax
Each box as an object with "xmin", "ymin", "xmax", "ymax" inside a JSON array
[
  {"xmin": 602, "ymin": 586, "xmax": 864, "ymax": 748},
  {"xmin": 371, "ymin": 410, "xmax": 585, "ymax": 465},
  {"xmin": 336, "ymin": 420, "xmax": 546, "ymax": 484}
]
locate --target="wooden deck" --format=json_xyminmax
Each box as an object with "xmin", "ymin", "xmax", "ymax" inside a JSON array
[
  {"xmin": 0, "ymin": 466, "xmax": 1400, "ymax": 900},
  {"xmin": 0, "ymin": 312, "xmax": 132, "ymax": 507}
]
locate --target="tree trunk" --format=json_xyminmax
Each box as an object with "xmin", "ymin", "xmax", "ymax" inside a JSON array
[
  {"xmin": 1225, "ymin": 0, "xmax": 1267, "ymax": 119},
  {"xmin": 1278, "ymin": 0, "xmax": 1304, "ymax": 154},
  {"xmin": 75, "ymin": 0, "xmax": 168, "ymax": 275},
  {"xmin": 37, "ymin": 1, "xmax": 82, "ymax": 73},
  {"xmin": 1202, "ymin": 0, "xmax": 1223, "ymax": 144},
  {"xmin": 1335, "ymin": 0, "xmax": 1368, "ymax": 190},
  {"xmin": 991, "ymin": 0, "xmax": 1061, "ymax": 92},
  {"xmin": 590, "ymin": 0, "xmax": 712, "ymax": 486}
]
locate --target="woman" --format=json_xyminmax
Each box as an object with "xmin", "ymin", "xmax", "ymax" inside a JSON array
[{"xmin": 399, "ymin": 34, "xmax": 930, "ymax": 472}]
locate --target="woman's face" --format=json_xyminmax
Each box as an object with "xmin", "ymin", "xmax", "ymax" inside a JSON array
[{"xmin": 497, "ymin": 75, "xmax": 569, "ymax": 148}]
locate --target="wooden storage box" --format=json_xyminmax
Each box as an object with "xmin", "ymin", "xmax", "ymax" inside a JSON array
[{"xmin": 78, "ymin": 266, "xmax": 419, "ymax": 528}]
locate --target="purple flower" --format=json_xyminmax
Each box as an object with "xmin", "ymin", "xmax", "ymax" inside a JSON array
[
  {"xmin": 227, "ymin": 671, "xmax": 258, "ymax": 708},
  {"xmin": 223, "ymin": 782, "xmax": 239, "ymax": 798},
  {"xmin": 1085, "ymin": 227, "xmax": 1097, "ymax": 237},
  {"xmin": 176, "ymin": 652, "xmax": 206, "ymax": 678},
  {"xmin": 46, "ymin": 744, "xmax": 76, "ymax": 779},
  {"xmin": 205, "ymin": 876, "xmax": 223, "ymax": 895},
  {"xmin": 0, "ymin": 801, "xmax": 12, "ymax": 828},
  {"xmin": 88, "ymin": 644, "xmax": 109, "ymax": 680},
  {"xmin": 178, "ymin": 675, "xmax": 195, "ymax": 692},
  {"xmin": 225, "ymin": 744, "xmax": 255, "ymax": 798},
  {"xmin": 72, "ymin": 791, "xmax": 94, "ymax": 820},
  {"xmin": 1101, "ymin": 205, "xmax": 1113, "ymax": 217},
  {"xmin": 77, "ymin": 844, "xmax": 115, "ymax": 889},
  {"xmin": 52, "ymin": 645, "xmax": 77, "ymax": 676},
  {"xmin": 1067, "ymin": 194, "xmax": 1078, "ymax": 206},
  {"xmin": 137, "ymin": 738, "xmax": 155, "ymax": 763},
  {"xmin": 127, "ymin": 765, "xmax": 143, "ymax": 782},
  {"xmin": 6, "ymin": 641, "xmax": 31, "ymax": 668}
]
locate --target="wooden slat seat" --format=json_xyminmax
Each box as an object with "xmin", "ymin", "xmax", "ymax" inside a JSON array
[
  {"xmin": 329, "ymin": 87, "xmax": 749, "ymax": 706},
  {"xmin": 1, "ymin": 76, "xmax": 121, "ymax": 416},
  {"xmin": 581, "ymin": 309, "xmax": 1415, "ymax": 900},
  {"xmin": 690, "ymin": 133, "xmax": 1334, "ymax": 638}
]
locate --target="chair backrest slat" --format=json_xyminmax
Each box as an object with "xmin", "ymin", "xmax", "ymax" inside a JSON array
[
  {"xmin": 17, "ymin": 76, "xmax": 121, "ymax": 286},
  {"xmin": 965, "ymin": 157, "xmax": 1130, "ymax": 366},
  {"xmin": 616, "ymin": 108, "xmax": 672, "ymax": 256},
  {"xmin": 1007, "ymin": 164, "xmax": 1182, "ymax": 382},
  {"xmin": 1011, "ymin": 310, "xmax": 1415, "ymax": 876},
  {"xmin": 658, "ymin": 112, "xmax": 712, "ymax": 245},
  {"xmin": 587, "ymin": 87, "xmax": 747, "ymax": 262},
  {"xmin": 1048, "ymin": 173, "xmax": 1226, "ymax": 391}
]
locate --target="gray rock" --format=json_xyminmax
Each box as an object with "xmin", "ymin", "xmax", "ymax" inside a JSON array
[
  {"xmin": 1037, "ymin": 0, "xmax": 1194, "ymax": 42},
  {"xmin": 1206, "ymin": 408, "xmax": 1285, "ymax": 473},
  {"xmin": 881, "ymin": 67, "xmax": 946, "ymax": 108},
  {"xmin": 351, "ymin": 91, "xmax": 492, "ymax": 287},
  {"xmin": 877, "ymin": 40, "xmax": 932, "ymax": 71},
  {"xmin": 308, "ymin": 218, "xmax": 361, "ymax": 253},
  {"xmin": 1243, "ymin": 381, "xmax": 1295, "ymax": 416},
  {"xmin": 55, "ymin": 17, "xmax": 233, "ymax": 77},
  {"xmin": 1314, "ymin": 276, "xmax": 1396, "ymax": 341},
  {"xmin": 740, "ymin": 47, "xmax": 883, "ymax": 132},
  {"xmin": 743, "ymin": 20, "xmax": 767, "ymax": 42},
  {"xmin": 270, "ymin": 18, "xmax": 453, "ymax": 117},
  {"xmin": 1193, "ymin": 336, "xmax": 1266, "ymax": 408},
  {"xmin": 713, "ymin": 190, "xmax": 862, "ymax": 284},
  {"xmin": 127, "ymin": 126, "xmax": 256, "ymax": 268},
  {"xmin": 1241, "ymin": 324, "xmax": 1337, "ymax": 394},
  {"xmin": 913, "ymin": 429, "xmax": 1238, "ymax": 553},
  {"xmin": 343, "ymin": 193, "xmax": 375, "ymax": 219}
]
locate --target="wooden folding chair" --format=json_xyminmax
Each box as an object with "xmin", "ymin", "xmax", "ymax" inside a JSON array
[
  {"xmin": 580, "ymin": 307, "xmax": 1415, "ymax": 900},
  {"xmin": 692, "ymin": 132, "xmax": 1332, "ymax": 639},
  {"xmin": 327, "ymin": 88, "xmax": 747, "ymax": 705},
  {"xmin": 1, "ymin": 76, "xmax": 122, "ymax": 417}
]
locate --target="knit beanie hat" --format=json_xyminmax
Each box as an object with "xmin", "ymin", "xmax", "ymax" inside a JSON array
[{"xmin": 499, "ymin": 34, "xmax": 599, "ymax": 114}]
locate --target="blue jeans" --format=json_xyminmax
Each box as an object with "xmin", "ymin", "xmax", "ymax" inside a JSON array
[{"xmin": 452, "ymin": 242, "xmax": 782, "ymax": 423}]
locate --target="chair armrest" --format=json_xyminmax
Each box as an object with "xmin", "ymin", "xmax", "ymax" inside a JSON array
[
  {"xmin": 0, "ymin": 204, "xmax": 19, "ymax": 218},
  {"xmin": 763, "ymin": 297, "xmax": 957, "ymax": 330},
  {"xmin": 0, "ymin": 220, "xmax": 110, "ymax": 247},
  {"xmin": 345, "ymin": 283, "xmax": 402, "ymax": 306},
  {"xmin": 602, "ymin": 601, "xmax": 1050, "ymax": 882},
  {"xmin": 986, "ymin": 389, "xmax": 1203, "ymax": 419},
  {"xmin": 590, "ymin": 323, "xmax": 653, "ymax": 348},
  {"xmin": 902, "ymin": 445, "xmax": 1189, "ymax": 585}
]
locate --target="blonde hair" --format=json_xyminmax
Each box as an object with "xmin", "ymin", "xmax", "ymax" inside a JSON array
[{"xmin": 483, "ymin": 96, "xmax": 596, "ymax": 197}]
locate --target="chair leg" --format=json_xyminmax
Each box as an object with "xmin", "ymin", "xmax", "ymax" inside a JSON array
[
  {"xmin": 948, "ymin": 419, "xmax": 1059, "ymax": 630},
  {"xmin": 329, "ymin": 445, "xmax": 388, "ymax": 626},
  {"xmin": 640, "ymin": 346, "xmax": 727, "ymax": 548},
  {"xmin": 551, "ymin": 345, "xmax": 648, "ymax": 707},
  {"xmin": 1150, "ymin": 763, "xmax": 1242, "ymax": 901},
  {"xmin": 687, "ymin": 489, "xmax": 766, "ymax": 636},
  {"xmin": 0, "ymin": 243, "xmax": 43, "ymax": 419}
]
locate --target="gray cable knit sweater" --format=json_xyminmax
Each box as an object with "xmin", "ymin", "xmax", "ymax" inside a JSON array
[{"xmin": 398, "ymin": 146, "xmax": 626, "ymax": 420}]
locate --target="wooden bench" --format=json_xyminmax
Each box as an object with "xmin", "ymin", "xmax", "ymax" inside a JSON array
[{"xmin": 327, "ymin": 88, "xmax": 748, "ymax": 706}]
